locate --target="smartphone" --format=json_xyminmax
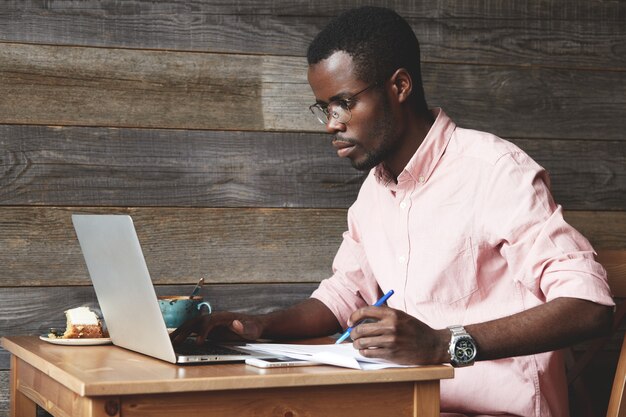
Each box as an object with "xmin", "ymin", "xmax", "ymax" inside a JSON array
[{"xmin": 245, "ymin": 357, "xmax": 317, "ymax": 368}]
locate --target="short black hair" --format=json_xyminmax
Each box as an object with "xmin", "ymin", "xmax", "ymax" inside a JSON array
[{"xmin": 307, "ymin": 6, "xmax": 426, "ymax": 109}]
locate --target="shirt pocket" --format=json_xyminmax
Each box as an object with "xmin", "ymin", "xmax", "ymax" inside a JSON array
[{"xmin": 410, "ymin": 236, "xmax": 478, "ymax": 304}]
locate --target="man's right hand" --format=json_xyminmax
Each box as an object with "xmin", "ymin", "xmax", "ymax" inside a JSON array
[
  {"xmin": 170, "ymin": 299, "xmax": 341, "ymax": 346},
  {"xmin": 170, "ymin": 311, "xmax": 265, "ymax": 345}
]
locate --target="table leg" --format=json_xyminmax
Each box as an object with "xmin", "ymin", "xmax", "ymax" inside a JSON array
[
  {"xmin": 413, "ymin": 380, "xmax": 441, "ymax": 416},
  {"xmin": 12, "ymin": 356, "xmax": 118, "ymax": 417},
  {"xmin": 10, "ymin": 355, "xmax": 36, "ymax": 417}
]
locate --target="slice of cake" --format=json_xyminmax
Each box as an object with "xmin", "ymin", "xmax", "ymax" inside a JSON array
[{"xmin": 60, "ymin": 306, "xmax": 104, "ymax": 339}]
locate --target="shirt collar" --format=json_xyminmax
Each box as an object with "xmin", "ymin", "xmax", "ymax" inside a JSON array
[{"xmin": 374, "ymin": 108, "xmax": 456, "ymax": 188}]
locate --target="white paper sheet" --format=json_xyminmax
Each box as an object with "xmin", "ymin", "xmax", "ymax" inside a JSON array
[{"xmin": 241, "ymin": 343, "xmax": 416, "ymax": 370}]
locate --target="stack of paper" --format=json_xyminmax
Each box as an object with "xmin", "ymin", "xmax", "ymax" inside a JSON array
[{"xmin": 241, "ymin": 343, "xmax": 415, "ymax": 370}]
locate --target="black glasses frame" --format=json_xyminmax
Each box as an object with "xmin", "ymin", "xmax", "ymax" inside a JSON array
[{"xmin": 309, "ymin": 83, "xmax": 378, "ymax": 125}]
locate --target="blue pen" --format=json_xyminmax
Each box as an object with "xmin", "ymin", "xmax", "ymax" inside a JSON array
[{"xmin": 335, "ymin": 289, "xmax": 395, "ymax": 344}]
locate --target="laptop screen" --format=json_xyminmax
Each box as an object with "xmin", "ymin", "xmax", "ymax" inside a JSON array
[{"xmin": 72, "ymin": 214, "xmax": 178, "ymax": 363}]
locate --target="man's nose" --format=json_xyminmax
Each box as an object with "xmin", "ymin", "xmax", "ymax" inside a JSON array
[{"xmin": 325, "ymin": 116, "xmax": 346, "ymax": 134}]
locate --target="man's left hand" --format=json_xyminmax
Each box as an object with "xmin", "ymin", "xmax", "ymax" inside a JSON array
[{"xmin": 347, "ymin": 306, "xmax": 449, "ymax": 365}]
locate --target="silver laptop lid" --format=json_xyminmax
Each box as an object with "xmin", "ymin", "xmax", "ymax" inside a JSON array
[{"xmin": 72, "ymin": 214, "xmax": 177, "ymax": 363}]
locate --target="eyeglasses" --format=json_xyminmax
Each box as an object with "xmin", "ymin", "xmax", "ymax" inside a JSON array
[{"xmin": 309, "ymin": 83, "xmax": 378, "ymax": 125}]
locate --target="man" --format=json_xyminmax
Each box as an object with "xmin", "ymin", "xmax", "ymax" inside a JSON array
[{"xmin": 173, "ymin": 7, "xmax": 614, "ymax": 416}]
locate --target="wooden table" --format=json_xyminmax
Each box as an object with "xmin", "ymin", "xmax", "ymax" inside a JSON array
[{"xmin": 2, "ymin": 336, "xmax": 453, "ymax": 417}]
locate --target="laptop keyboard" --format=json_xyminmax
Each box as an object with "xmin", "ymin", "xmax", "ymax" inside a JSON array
[{"xmin": 176, "ymin": 339, "xmax": 250, "ymax": 356}]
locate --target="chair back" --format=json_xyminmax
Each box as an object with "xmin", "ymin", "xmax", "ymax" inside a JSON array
[
  {"xmin": 602, "ymin": 250, "xmax": 626, "ymax": 417},
  {"xmin": 567, "ymin": 250, "xmax": 626, "ymax": 417}
]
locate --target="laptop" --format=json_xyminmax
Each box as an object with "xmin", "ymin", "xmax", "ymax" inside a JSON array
[{"xmin": 71, "ymin": 214, "xmax": 272, "ymax": 364}]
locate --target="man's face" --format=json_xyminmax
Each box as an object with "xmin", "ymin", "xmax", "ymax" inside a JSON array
[{"xmin": 307, "ymin": 51, "xmax": 400, "ymax": 171}]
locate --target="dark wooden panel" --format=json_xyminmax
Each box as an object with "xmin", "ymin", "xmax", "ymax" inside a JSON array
[
  {"xmin": 419, "ymin": 18, "xmax": 626, "ymax": 69},
  {"xmin": 0, "ymin": 207, "xmax": 624, "ymax": 287},
  {"xmin": 0, "ymin": 283, "xmax": 318, "ymax": 370},
  {"xmin": 0, "ymin": 207, "xmax": 345, "ymax": 286},
  {"xmin": 0, "ymin": 126, "xmax": 364, "ymax": 208},
  {"xmin": 425, "ymin": 65, "xmax": 626, "ymax": 142},
  {"xmin": 511, "ymin": 139, "xmax": 626, "ymax": 211},
  {"xmin": 1, "ymin": 43, "xmax": 625, "ymax": 139},
  {"xmin": 1, "ymin": 125, "xmax": 623, "ymax": 209},
  {"xmin": 1, "ymin": 0, "xmax": 622, "ymax": 20},
  {"xmin": 0, "ymin": 370, "xmax": 7, "ymax": 416},
  {"xmin": 0, "ymin": 43, "xmax": 306, "ymax": 131},
  {"xmin": 0, "ymin": 2, "xmax": 623, "ymax": 68}
]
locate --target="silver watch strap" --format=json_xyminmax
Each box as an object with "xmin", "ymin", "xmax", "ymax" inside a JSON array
[{"xmin": 448, "ymin": 325, "xmax": 467, "ymax": 336}]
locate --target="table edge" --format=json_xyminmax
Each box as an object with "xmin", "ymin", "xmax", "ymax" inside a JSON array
[{"xmin": 2, "ymin": 336, "xmax": 454, "ymax": 396}]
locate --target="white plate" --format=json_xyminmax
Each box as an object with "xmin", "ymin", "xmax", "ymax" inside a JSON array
[{"xmin": 39, "ymin": 335, "xmax": 112, "ymax": 346}]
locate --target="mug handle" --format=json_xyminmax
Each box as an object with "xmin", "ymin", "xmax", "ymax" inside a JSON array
[{"xmin": 197, "ymin": 301, "xmax": 212, "ymax": 315}]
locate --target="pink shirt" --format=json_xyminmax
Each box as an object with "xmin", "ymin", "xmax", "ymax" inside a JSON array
[{"xmin": 311, "ymin": 108, "xmax": 613, "ymax": 416}]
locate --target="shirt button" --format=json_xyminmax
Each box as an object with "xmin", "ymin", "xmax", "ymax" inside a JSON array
[
  {"xmin": 400, "ymin": 200, "xmax": 407, "ymax": 209},
  {"xmin": 418, "ymin": 176, "xmax": 425, "ymax": 184},
  {"xmin": 398, "ymin": 255, "xmax": 406, "ymax": 264}
]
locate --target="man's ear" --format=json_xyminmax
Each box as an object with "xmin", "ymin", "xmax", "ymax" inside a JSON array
[{"xmin": 389, "ymin": 68, "xmax": 413, "ymax": 104}]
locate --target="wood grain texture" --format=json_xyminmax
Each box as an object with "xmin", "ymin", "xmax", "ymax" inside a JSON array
[
  {"xmin": 1, "ymin": 126, "xmax": 623, "ymax": 209},
  {"xmin": 0, "ymin": 207, "xmax": 345, "ymax": 286},
  {"xmin": 414, "ymin": 381, "xmax": 441, "ymax": 416},
  {"xmin": 0, "ymin": 368, "xmax": 435, "ymax": 417},
  {"xmin": 120, "ymin": 383, "xmax": 416, "ymax": 417},
  {"xmin": 427, "ymin": 65, "xmax": 626, "ymax": 142},
  {"xmin": 0, "ymin": 126, "xmax": 364, "ymax": 208},
  {"xmin": 0, "ymin": 283, "xmax": 318, "ymax": 370},
  {"xmin": 0, "ymin": 1, "xmax": 623, "ymax": 68},
  {"xmin": 1, "ymin": 43, "xmax": 624, "ymax": 139},
  {"xmin": 1, "ymin": 0, "xmax": 623, "ymax": 19},
  {"xmin": 0, "ymin": 207, "xmax": 624, "ymax": 287},
  {"xmin": 0, "ymin": 43, "xmax": 311, "ymax": 131},
  {"xmin": 14, "ymin": 357, "xmax": 117, "ymax": 417},
  {"xmin": 0, "ymin": 370, "xmax": 7, "ymax": 417}
]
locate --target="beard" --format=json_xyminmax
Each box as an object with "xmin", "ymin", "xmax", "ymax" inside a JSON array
[{"xmin": 350, "ymin": 97, "xmax": 400, "ymax": 171}]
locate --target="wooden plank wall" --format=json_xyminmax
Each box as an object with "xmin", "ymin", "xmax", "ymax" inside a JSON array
[{"xmin": 0, "ymin": 1, "xmax": 624, "ymax": 416}]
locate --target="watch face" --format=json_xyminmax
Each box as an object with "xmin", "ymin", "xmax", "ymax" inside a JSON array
[{"xmin": 454, "ymin": 338, "xmax": 476, "ymax": 363}]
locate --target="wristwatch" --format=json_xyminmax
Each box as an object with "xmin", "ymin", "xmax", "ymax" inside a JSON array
[{"xmin": 447, "ymin": 325, "xmax": 477, "ymax": 367}]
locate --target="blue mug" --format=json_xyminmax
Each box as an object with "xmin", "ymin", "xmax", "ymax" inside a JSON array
[{"xmin": 157, "ymin": 296, "xmax": 211, "ymax": 329}]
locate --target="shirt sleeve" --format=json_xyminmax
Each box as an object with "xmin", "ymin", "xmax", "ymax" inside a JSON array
[
  {"xmin": 310, "ymin": 207, "xmax": 381, "ymax": 328},
  {"xmin": 480, "ymin": 151, "xmax": 614, "ymax": 306}
]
